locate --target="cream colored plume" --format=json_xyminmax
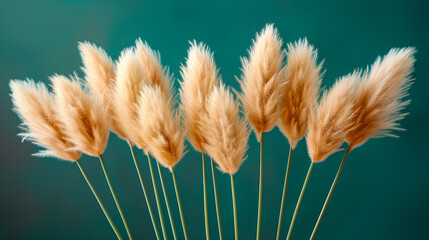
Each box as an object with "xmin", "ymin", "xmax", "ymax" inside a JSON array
[
  {"xmin": 10, "ymin": 80, "xmax": 81, "ymax": 161},
  {"xmin": 112, "ymin": 47, "xmax": 148, "ymax": 149},
  {"xmin": 346, "ymin": 48, "xmax": 416, "ymax": 149},
  {"xmin": 78, "ymin": 42, "xmax": 127, "ymax": 139},
  {"xmin": 135, "ymin": 39, "xmax": 171, "ymax": 95},
  {"xmin": 180, "ymin": 41, "xmax": 220, "ymax": 152},
  {"xmin": 239, "ymin": 24, "xmax": 286, "ymax": 140},
  {"xmin": 51, "ymin": 75, "xmax": 110, "ymax": 157},
  {"xmin": 201, "ymin": 84, "xmax": 250, "ymax": 175},
  {"xmin": 306, "ymin": 73, "xmax": 358, "ymax": 162},
  {"xmin": 137, "ymin": 85, "xmax": 185, "ymax": 169},
  {"xmin": 278, "ymin": 39, "xmax": 323, "ymax": 149}
]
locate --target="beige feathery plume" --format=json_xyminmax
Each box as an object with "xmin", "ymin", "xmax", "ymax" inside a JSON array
[
  {"xmin": 201, "ymin": 84, "xmax": 250, "ymax": 175},
  {"xmin": 78, "ymin": 42, "xmax": 127, "ymax": 139},
  {"xmin": 346, "ymin": 48, "xmax": 416, "ymax": 149},
  {"xmin": 137, "ymin": 85, "xmax": 185, "ymax": 169},
  {"xmin": 112, "ymin": 47, "xmax": 148, "ymax": 149},
  {"xmin": 135, "ymin": 39, "xmax": 171, "ymax": 95},
  {"xmin": 51, "ymin": 75, "xmax": 110, "ymax": 157},
  {"xmin": 10, "ymin": 80, "xmax": 81, "ymax": 161},
  {"xmin": 180, "ymin": 41, "xmax": 220, "ymax": 152},
  {"xmin": 306, "ymin": 73, "xmax": 358, "ymax": 162},
  {"xmin": 278, "ymin": 39, "xmax": 323, "ymax": 149},
  {"xmin": 239, "ymin": 24, "xmax": 286, "ymax": 140}
]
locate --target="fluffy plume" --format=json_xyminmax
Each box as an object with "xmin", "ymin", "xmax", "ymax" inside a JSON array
[
  {"xmin": 135, "ymin": 39, "xmax": 171, "ymax": 95},
  {"xmin": 112, "ymin": 47, "xmax": 148, "ymax": 148},
  {"xmin": 137, "ymin": 86, "xmax": 185, "ymax": 169},
  {"xmin": 346, "ymin": 48, "xmax": 416, "ymax": 149},
  {"xmin": 78, "ymin": 42, "xmax": 127, "ymax": 139},
  {"xmin": 51, "ymin": 75, "xmax": 110, "ymax": 157},
  {"xmin": 239, "ymin": 24, "xmax": 286, "ymax": 140},
  {"xmin": 278, "ymin": 39, "xmax": 323, "ymax": 149},
  {"xmin": 10, "ymin": 80, "xmax": 81, "ymax": 161},
  {"xmin": 201, "ymin": 84, "xmax": 250, "ymax": 175},
  {"xmin": 180, "ymin": 41, "xmax": 220, "ymax": 152},
  {"xmin": 306, "ymin": 73, "xmax": 358, "ymax": 162}
]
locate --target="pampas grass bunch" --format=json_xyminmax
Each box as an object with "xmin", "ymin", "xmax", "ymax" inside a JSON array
[
  {"xmin": 309, "ymin": 48, "xmax": 416, "ymax": 239},
  {"xmin": 11, "ymin": 77, "xmax": 125, "ymax": 239},
  {"xmin": 137, "ymin": 84, "xmax": 188, "ymax": 240},
  {"xmin": 10, "ymin": 24, "xmax": 416, "ymax": 240},
  {"xmin": 275, "ymin": 38, "xmax": 323, "ymax": 239},
  {"xmin": 286, "ymin": 72, "xmax": 358, "ymax": 239},
  {"xmin": 201, "ymin": 83, "xmax": 250, "ymax": 239},
  {"xmin": 179, "ymin": 41, "xmax": 220, "ymax": 240},
  {"xmin": 239, "ymin": 24, "xmax": 286, "ymax": 239},
  {"xmin": 10, "ymin": 80, "xmax": 82, "ymax": 161},
  {"xmin": 51, "ymin": 74, "xmax": 134, "ymax": 239}
]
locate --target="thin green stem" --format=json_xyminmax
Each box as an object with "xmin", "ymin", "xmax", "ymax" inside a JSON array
[
  {"xmin": 230, "ymin": 174, "xmax": 238, "ymax": 240},
  {"xmin": 310, "ymin": 145, "xmax": 351, "ymax": 240},
  {"xmin": 98, "ymin": 155, "xmax": 133, "ymax": 240},
  {"xmin": 275, "ymin": 147, "xmax": 293, "ymax": 240},
  {"xmin": 171, "ymin": 168, "xmax": 188, "ymax": 240},
  {"xmin": 128, "ymin": 142, "xmax": 160, "ymax": 240},
  {"xmin": 76, "ymin": 160, "xmax": 123, "ymax": 240},
  {"xmin": 256, "ymin": 132, "xmax": 263, "ymax": 240},
  {"xmin": 202, "ymin": 153, "xmax": 210, "ymax": 240},
  {"xmin": 156, "ymin": 161, "xmax": 178, "ymax": 240},
  {"xmin": 286, "ymin": 162, "xmax": 314, "ymax": 240},
  {"xmin": 211, "ymin": 158, "xmax": 223, "ymax": 240},
  {"xmin": 147, "ymin": 154, "xmax": 168, "ymax": 240}
]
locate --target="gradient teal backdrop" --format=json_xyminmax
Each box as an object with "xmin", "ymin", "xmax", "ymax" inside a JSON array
[{"xmin": 1, "ymin": 0, "xmax": 428, "ymax": 239}]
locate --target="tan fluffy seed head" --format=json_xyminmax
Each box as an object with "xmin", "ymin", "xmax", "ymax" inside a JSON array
[
  {"xmin": 78, "ymin": 42, "xmax": 127, "ymax": 139},
  {"xmin": 201, "ymin": 84, "xmax": 250, "ymax": 175},
  {"xmin": 239, "ymin": 24, "xmax": 286, "ymax": 140},
  {"xmin": 135, "ymin": 39, "xmax": 171, "ymax": 95},
  {"xmin": 346, "ymin": 48, "xmax": 416, "ymax": 149},
  {"xmin": 306, "ymin": 73, "xmax": 358, "ymax": 162},
  {"xmin": 137, "ymin": 86, "xmax": 185, "ymax": 169},
  {"xmin": 51, "ymin": 75, "xmax": 110, "ymax": 157},
  {"xmin": 10, "ymin": 80, "xmax": 81, "ymax": 161},
  {"xmin": 278, "ymin": 39, "xmax": 323, "ymax": 149},
  {"xmin": 112, "ymin": 47, "xmax": 148, "ymax": 148},
  {"xmin": 180, "ymin": 41, "xmax": 220, "ymax": 152}
]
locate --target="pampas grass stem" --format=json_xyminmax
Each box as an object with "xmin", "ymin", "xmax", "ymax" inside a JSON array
[
  {"xmin": 171, "ymin": 168, "xmax": 188, "ymax": 240},
  {"xmin": 76, "ymin": 160, "xmax": 123, "ymax": 240},
  {"xmin": 230, "ymin": 174, "xmax": 238, "ymax": 240},
  {"xmin": 98, "ymin": 155, "xmax": 133, "ymax": 240},
  {"xmin": 275, "ymin": 147, "xmax": 293, "ymax": 240},
  {"xmin": 147, "ymin": 154, "xmax": 168, "ymax": 240},
  {"xmin": 310, "ymin": 145, "xmax": 351, "ymax": 239},
  {"xmin": 202, "ymin": 153, "xmax": 210, "ymax": 240},
  {"xmin": 211, "ymin": 158, "xmax": 223, "ymax": 240},
  {"xmin": 286, "ymin": 162, "xmax": 314, "ymax": 240},
  {"xmin": 128, "ymin": 142, "xmax": 161, "ymax": 240},
  {"xmin": 156, "ymin": 161, "xmax": 178, "ymax": 240},
  {"xmin": 256, "ymin": 132, "xmax": 263, "ymax": 240}
]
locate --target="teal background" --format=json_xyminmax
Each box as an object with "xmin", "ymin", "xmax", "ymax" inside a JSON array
[{"xmin": 1, "ymin": 0, "xmax": 428, "ymax": 239}]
